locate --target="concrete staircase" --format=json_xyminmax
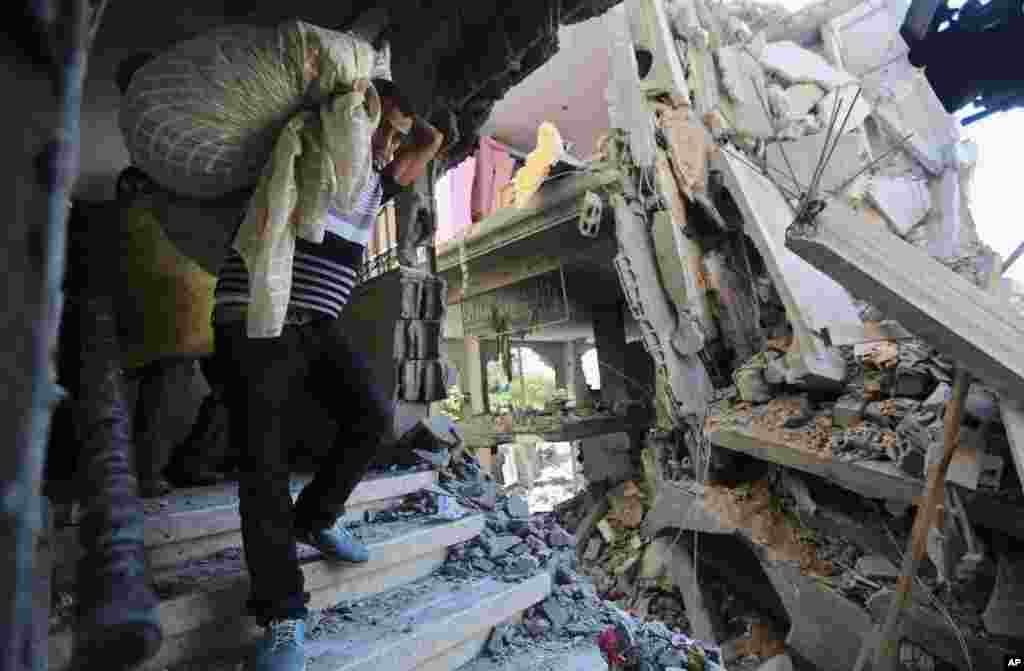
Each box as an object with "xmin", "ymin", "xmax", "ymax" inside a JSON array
[{"xmin": 49, "ymin": 470, "xmax": 551, "ymax": 671}]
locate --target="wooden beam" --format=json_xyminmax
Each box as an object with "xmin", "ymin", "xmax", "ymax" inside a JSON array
[{"xmin": 787, "ymin": 199, "xmax": 1024, "ymax": 400}]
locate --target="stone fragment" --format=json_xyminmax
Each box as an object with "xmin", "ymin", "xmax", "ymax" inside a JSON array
[
  {"xmin": 486, "ymin": 623, "xmax": 511, "ymax": 656},
  {"xmin": 541, "ymin": 598, "xmax": 570, "ymax": 630},
  {"xmin": 548, "ymin": 526, "xmax": 574, "ymax": 548},
  {"xmin": 758, "ymin": 41, "xmax": 857, "ymax": 89},
  {"xmin": 893, "ymin": 368, "xmax": 934, "ymax": 399},
  {"xmin": 565, "ymin": 647, "xmax": 609, "ymax": 671},
  {"xmin": 855, "ymin": 554, "xmax": 900, "ymax": 580},
  {"xmin": 525, "ymin": 615, "xmax": 551, "ymax": 637},
  {"xmin": 866, "ymin": 175, "xmax": 932, "ymax": 238},
  {"xmin": 506, "ymin": 494, "xmax": 530, "ymax": 519},
  {"xmin": 484, "ymin": 535, "xmax": 523, "ymax": 559},
  {"xmin": 583, "ymin": 539, "xmax": 604, "ymax": 565},
  {"xmin": 473, "ymin": 557, "xmax": 497, "ymax": 573},
  {"xmin": 921, "ymin": 382, "xmax": 951, "ymax": 412},
  {"xmin": 979, "ymin": 454, "xmax": 1005, "ymax": 489},
  {"xmin": 832, "ymin": 396, "xmax": 864, "ymax": 428},
  {"xmin": 784, "ymin": 83, "xmax": 825, "ymax": 118},
  {"xmin": 509, "ymin": 554, "xmax": 540, "ymax": 575}
]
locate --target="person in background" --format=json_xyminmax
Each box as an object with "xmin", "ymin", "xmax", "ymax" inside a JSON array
[{"xmin": 210, "ymin": 78, "xmax": 444, "ymax": 671}]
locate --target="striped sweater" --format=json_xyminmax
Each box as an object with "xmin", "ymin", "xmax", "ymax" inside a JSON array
[{"xmin": 215, "ymin": 170, "xmax": 401, "ymax": 320}]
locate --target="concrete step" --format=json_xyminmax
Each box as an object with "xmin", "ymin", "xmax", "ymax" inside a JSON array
[
  {"xmin": 50, "ymin": 513, "xmax": 483, "ymax": 670},
  {"xmin": 302, "ymin": 573, "xmax": 551, "ymax": 671},
  {"xmin": 53, "ymin": 469, "xmax": 437, "ymax": 581}
]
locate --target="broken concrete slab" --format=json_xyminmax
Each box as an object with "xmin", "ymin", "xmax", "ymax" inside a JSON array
[
  {"xmin": 865, "ymin": 175, "xmax": 931, "ymax": 238},
  {"xmin": 815, "ymin": 85, "xmax": 873, "ymax": 133},
  {"xmin": 758, "ymin": 40, "xmax": 857, "ymax": 89},
  {"xmin": 641, "ymin": 481, "xmax": 736, "ymax": 538},
  {"xmin": 867, "ymin": 588, "xmax": 1011, "ymax": 670},
  {"xmin": 664, "ymin": 538, "xmax": 729, "ymax": 643},
  {"xmin": 787, "ymin": 199, "xmax": 1024, "ymax": 401},
  {"xmin": 855, "ymin": 555, "xmax": 900, "ymax": 580},
  {"xmin": 784, "ymin": 83, "xmax": 826, "ymax": 119},
  {"xmin": 1001, "ymin": 396, "xmax": 1024, "ymax": 495},
  {"xmin": 715, "ymin": 45, "xmax": 775, "ymax": 138},
  {"xmin": 761, "ymin": 560, "xmax": 872, "ymax": 671},
  {"xmin": 765, "ymin": 129, "xmax": 868, "ymax": 195},
  {"xmin": 708, "ymin": 424, "xmax": 922, "ymax": 504},
  {"xmin": 984, "ymin": 547, "xmax": 1024, "ymax": 639},
  {"xmin": 928, "ymin": 168, "xmax": 962, "ymax": 259},
  {"xmin": 716, "ymin": 150, "xmax": 867, "ymax": 368}
]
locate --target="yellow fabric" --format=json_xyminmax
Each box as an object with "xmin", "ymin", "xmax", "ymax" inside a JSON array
[
  {"xmin": 513, "ymin": 122, "xmax": 565, "ymax": 208},
  {"xmin": 231, "ymin": 23, "xmax": 381, "ymax": 338},
  {"xmin": 115, "ymin": 202, "xmax": 217, "ymax": 369}
]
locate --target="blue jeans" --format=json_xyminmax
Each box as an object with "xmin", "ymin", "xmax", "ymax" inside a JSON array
[{"xmin": 212, "ymin": 316, "xmax": 394, "ymax": 622}]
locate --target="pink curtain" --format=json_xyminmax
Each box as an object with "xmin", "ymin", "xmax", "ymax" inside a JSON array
[
  {"xmin": 471, "ymin": 136, "xmax": 513, "ymax": 222},
  {"xmin": 436, "ymin": 155, "xmax": 475, "ymax": 248}
]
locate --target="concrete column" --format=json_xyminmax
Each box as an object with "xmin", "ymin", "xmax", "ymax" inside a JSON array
[
  {"xmin": 592, "ymin": 303, "xmax": 632, "ymax": 405},
  {"xmin": 564, "ymin": 340, "xmax": 590, "ymax": 402},
  {"xmin": 464, "ymin": 336, "xmax": 490, "ymax": 415}
]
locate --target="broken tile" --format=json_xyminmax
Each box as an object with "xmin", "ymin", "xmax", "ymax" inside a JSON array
[
  {"xmin": 758, "ymin": 40, "xmax": 857, "ymax": 89},
  {"xmin": 866, "ymin": 175, "xmax": 932, "ymax": 238},
  {"xmin": 786, "ymin": 198, "xmax": 1024, "ymax": 400},
  {"xmin": 784, "ymin": 83, "xmax": 825, "ymax": 118},
  {"xmin": 766, "ymin": 130, "xmax": 868, "ymax": 195}
]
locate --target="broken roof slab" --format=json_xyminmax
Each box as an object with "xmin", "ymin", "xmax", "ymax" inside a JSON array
[
  {"xmin": 715, "ymin": 150, "xmax": 867, "ymax": 343},
  {"xmin": 787, "ymin": 200, "xmax": 1024, "ymax": 401},
  {"xmin": 757, "ymin": 40, "xmax": 857, "ymax": 89}
]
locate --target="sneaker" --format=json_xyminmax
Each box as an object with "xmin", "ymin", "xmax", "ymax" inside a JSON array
[
  {"xmin": 246, "ymin": 618, "xmax": 306, "ymax": 671},
  {"xmin": 297, "ymin": 524, "xmax": 369, "ymax": 563}
]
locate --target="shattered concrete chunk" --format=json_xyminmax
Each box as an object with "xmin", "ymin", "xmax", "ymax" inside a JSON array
[
  {"xmin": 484, "ymin": 534, "xmax": 524, "ymax": 559},
  {"xmin": 714, "ymin": 45, "xmax": 775, "ymax": 137},
  {"xmin": 832, "ymin": 396, "xmax": 864, "ymax": 429},
  {"xmin": 758, "ymin": 40, "xmax": 857, "ymax": 89},
  {"xmin": 866, "ymin": 175, "xmax": 932, "ymax": 238},
  {"xmin": 506, "ymin": 494, "xmax": 530, "ymax": 519},
  {"xmin": 854, "ymin": 554, "xmax": 900, "ymax": 580},
  {"xmin": 548, "ymin": 525, "xmax": 574, "ymax": 548},
  {"xmin": 541, "ymin": 598, "xmax": 570, "ymax": 630},
  {"xmin": 921, "ymin": 382, "xmax": 951, "ymax": 412},
  {"xmin": 815, "ymin": 85, "xmax": 873, "ymax": 132},
  {"xmin": 784, "ymin": 83, "xmax": 826, "ymax": 119},
  {"xmin": 584, "ymin": 537, "xmax": 604, "ymax": 561}
]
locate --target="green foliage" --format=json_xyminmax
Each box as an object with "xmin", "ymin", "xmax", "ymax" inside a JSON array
[{"xmin": 489, "ymin": 372, "xmax": 557, "ymax": 411}]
